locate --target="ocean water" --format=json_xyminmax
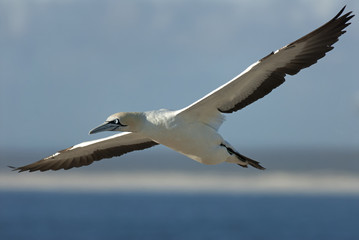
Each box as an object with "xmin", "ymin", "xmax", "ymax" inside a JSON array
[{"xmin": 1, "ymin": 191, "xmax": 358, "ymax": 240}]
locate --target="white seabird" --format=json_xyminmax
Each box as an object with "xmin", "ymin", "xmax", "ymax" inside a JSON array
[{"xmin": 12, "ymin": 7, "xmax": 353, "ymax": 172}]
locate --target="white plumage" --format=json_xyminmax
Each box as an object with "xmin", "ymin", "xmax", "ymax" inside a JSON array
[{"xmin": 12, "ymin": 7, "xmax": 353, "ymax": 172}]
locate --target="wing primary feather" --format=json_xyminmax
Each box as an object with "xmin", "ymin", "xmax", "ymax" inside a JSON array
[
  {"xmin": 11, "ymin": 133, "xmax": 158, "ymax": 172},
  {"xmin": 218, "ymin": 7, "xmax": 353, "ymax": 113}
]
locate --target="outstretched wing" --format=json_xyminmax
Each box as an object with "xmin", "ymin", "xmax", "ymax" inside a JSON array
[
  {"xmin": 180, "ymin": 7, "xmax": 353, "ymax": 123},
  {"xmin": 11, "ymin": 132, "xmax": 158, "ymax": 172}
]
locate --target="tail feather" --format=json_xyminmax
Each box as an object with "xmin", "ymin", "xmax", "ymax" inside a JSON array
[
  {"xmin": 236, "ymin": 152, "xmax": 266, "ymax": 170},
  {"xmin": 221, "ymin": 143, "xmax": 265, "ymax": 170}
]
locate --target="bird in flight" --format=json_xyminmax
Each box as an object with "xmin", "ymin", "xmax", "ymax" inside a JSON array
[{"xmin": 12, "ymin": 7, "xmax": 354, "ymax": 172}]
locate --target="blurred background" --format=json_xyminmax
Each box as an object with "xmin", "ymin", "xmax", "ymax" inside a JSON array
[{"xmin": 0, "ymin": 0, "xmax": 358, "ymax": 239}]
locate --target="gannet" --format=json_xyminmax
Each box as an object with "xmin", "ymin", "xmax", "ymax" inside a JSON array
[{"xmin": 12, "ymin": 7, "xmax": 353, "ymax": 172}]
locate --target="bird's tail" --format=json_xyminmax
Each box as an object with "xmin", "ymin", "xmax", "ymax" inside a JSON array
[
  {"xmin": 221, "ymin": 143, "xmax": 265, "ymax": 170},
  {"xmin": 236, "ymin": 152, "xmax": 266, "ymax": 170}
]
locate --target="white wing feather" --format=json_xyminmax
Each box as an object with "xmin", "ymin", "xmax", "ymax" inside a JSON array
[
  {"xmin": 179, "ymin": 7, "xmax": 353, "ymax": 127},
  {"xmin": 13, "ymin": 132, "xmax": 158, "ymax": 172}
]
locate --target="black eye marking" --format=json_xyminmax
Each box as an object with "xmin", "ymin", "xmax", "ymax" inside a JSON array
[{"xmin": 110, "ymin": 119, "xmax": 127, "ymax": 127}]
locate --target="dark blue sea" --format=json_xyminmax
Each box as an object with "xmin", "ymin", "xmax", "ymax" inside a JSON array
[{"xmin": 1, "ymin": 191, "xmax": 358, "ymax": 240}]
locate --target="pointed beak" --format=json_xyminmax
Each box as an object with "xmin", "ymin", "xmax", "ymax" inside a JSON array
[{"xmin": 89, "ymin": 122, "xmax": 118, "ymax": 134}]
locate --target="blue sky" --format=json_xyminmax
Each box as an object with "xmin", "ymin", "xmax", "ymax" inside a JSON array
[{"xmin": 1, "ymin": 0, "xmax": 358, "ymax": 151}]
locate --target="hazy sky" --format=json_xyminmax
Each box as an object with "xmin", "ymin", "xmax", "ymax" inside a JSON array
[{"xmin": 1, "ymin": 0, "xmax": 358, "ymax": 151}]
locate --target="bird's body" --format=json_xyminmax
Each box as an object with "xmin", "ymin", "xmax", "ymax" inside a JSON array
[
  {"xmin": 140, "ymin": 110, "xmax": 229, "ymax": 165},
  {"xmin": 12, "ymin": 7, "xmax": 354, "ymax": 172},
  {"xmin": 98, "ymin": 110, "xmax": 246, "ymax": 166}
]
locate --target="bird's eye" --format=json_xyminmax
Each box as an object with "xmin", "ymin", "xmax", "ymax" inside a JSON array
[{"xmin": 110, "ymin": 118, "xmax": 126, "ymax": 126}]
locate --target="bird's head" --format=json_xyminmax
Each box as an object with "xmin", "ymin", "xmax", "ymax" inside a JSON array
[{"xmin": 89, "ymin": 112, "xmax": 143, "ymax": 134}]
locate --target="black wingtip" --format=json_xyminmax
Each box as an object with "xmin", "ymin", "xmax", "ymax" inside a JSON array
[
  {"xmin": 8, "ymin": 165, "xmax": 27, "ymax": 173},
  {"xmin": 333, "ymin": 6, "xmax": 346, "ymax": 19},
  {"xmin": 8, "ymin": 166, "xmax": 19, "ymax": 172},
  {"xmin": 333, "ymin": 5, "xmax": 355, "ymax": 22}
]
